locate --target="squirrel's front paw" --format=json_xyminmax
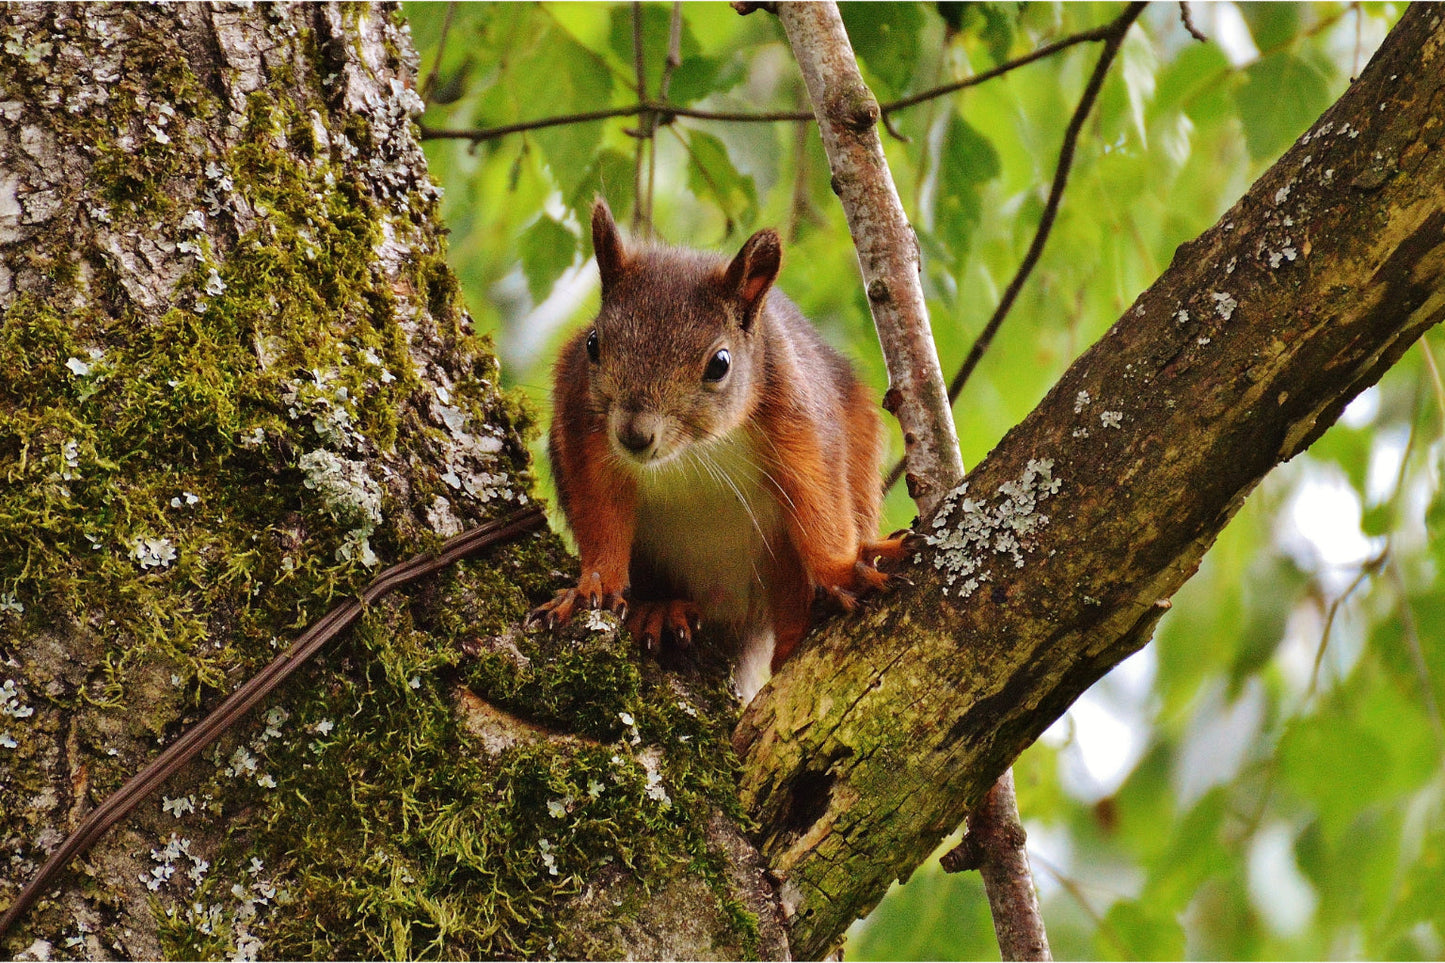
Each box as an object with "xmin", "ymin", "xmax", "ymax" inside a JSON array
[
  {"xmin": 625, "ymin": 599, "xmax": 701, "ymax": 653},
  {"xmin": 860, "ymin": 530, "xmax": 921, "ymax": 572},
  {"xmin": 815, "ymin": 536, "xmax": 918, "ymax": 612},
  {"xmin": 528, "ymin": 570, "xmax": 629, "ymax": 628}
]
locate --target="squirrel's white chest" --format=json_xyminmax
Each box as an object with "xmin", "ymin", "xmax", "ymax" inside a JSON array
[{"xmin": 631, "ymin": 432, "xmax": 785, "ymax": 625}]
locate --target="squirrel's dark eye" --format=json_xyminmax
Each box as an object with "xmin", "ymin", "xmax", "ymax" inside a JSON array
[
  {"xmin": 703, "ymin": 348, "xmax": 730, "ymax": 382},
  {"xmin": 585, "ymin": 329, "xmax": 599, "ymax": 363}
]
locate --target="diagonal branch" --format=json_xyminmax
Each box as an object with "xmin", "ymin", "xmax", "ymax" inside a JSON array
[
  {"xmin": 775, "ymin": 3, "xmax": 962, "ymax": 515},
  {"xmin": 736, "ymin": 6, "xmax": 1445, "ymax": 957}
]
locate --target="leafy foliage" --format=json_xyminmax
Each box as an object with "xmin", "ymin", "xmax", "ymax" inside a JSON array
[{"xmin": 406, "ymin": 2, "xmax": 1440, "ymax": 959}]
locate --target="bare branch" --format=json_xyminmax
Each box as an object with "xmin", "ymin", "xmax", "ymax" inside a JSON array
[
  {"xmin": 944, "ymin": 770, "xmax": 1052, "ymax": 961},
  {"xmin": 1178, "ymin": 2, "xmax": 1209, "ymax": 43},
  {"xmin": 418, "ymin": 1, "xmax": 456, "ymax": 103},
  {"xmin": 881, "ymin": 14, "xmax": 1130, "ymax": 114},
  {"xmin": 778, "ymin": 0, "xmax": 963, "ymax": 515},
  {"xmin": 632, "ymin": 1, "xmax": 652, "ymax": 234},
  {"xmin": 416, "ymin": 15, "xmax": 1143, "ymax": 146},
  {"xmin": 885, "ymin": 2, "xmax": 1146, "ymax": 492},
  {"xmin": 660, "ymin": 0, "xmax": 684, "ymax": 101}
]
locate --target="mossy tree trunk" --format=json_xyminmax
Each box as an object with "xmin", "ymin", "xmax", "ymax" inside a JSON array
[
  {"xmin": 3, "ymin": 3, "xmax": 1444, "ymax": 963},
  {"xmin": 1, "ymin": 3, "xmax": 780, "ymax": 960}
]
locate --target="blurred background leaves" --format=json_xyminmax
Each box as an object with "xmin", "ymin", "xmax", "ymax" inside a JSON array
[{"xmin": 405, "ymin": 2, "xmax": 1441, "ymax": 958}]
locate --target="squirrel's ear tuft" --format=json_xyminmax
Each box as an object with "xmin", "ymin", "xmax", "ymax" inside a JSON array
[
  {"xmin": 722, "ymin": 229, "xmax": 781, "ymax": 330},
  {"xmin": 592, "ymin": 199, "xmax": 628, "ymax": 295}
]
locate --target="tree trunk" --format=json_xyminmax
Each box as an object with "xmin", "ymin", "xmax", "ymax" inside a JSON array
[
  {"xmin": 2, "ymin": 2, "xmax": 1443, "ymax": 962},
  {"xmin": 0, "ymin": 3, "xmax": 780, "ymax": 959}
]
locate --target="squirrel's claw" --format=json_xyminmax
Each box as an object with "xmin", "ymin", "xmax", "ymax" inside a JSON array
[
  {"xmin": 861, "ymin": 532, "xmax": 919, "ymax": 570},
  {"xmin": 817, "ymin": 583, "xmax": 860, "ymax": 612},
  {"xmin": 813, "ymin": 534, "xmax": 920, "ymax": 614},
  {"xmin": 626, "ymin": 599, "xmax": 701, "ymax": 652},
  {"xmin": 530, "ymin": 572, "xmax": 629, "ymax": 631}
]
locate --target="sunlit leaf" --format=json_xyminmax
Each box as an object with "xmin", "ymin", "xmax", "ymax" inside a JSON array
[
  {"xmin": 1234, "ymin": 51, "xmax": 1332, "ymax": 161},
  {"xmin": 683, "ymin": 130, "xmax": 757, "ymax": 229},
  {"xmin": 518, "ymin": 215, "xmax": 578, "ymax": 304}
]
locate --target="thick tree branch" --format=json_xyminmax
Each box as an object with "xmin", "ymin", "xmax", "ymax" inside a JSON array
[{"xmin": 738, "ymin": 5, "xmax": 1445, "ymax": 957}]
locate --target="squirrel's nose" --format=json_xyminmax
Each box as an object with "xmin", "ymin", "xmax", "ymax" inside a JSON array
[{"xmin": 616, "ymin": 423, "xmax": 654, "ymax": 455}]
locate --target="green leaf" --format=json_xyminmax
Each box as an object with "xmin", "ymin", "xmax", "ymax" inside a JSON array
[
  {"xmin": 1241, "ymin": 4, "xmax": 1302, "ymax": 53},
  {"xmin": 973, "ymin": 3, "xmax": 1018, "ymax": 65},
  {"xmin": 518, "ymin": 215, "xmax": 578, "ymax": 304},
  {"xmin": 567, "ymin": 148, "xmax": 636, "ymax": 228},
  {"xmin": 846, "ymin": 863, "xmax": 998, "ymax": 961},
  {"xmin": 468, "ymin": 7, "xmax": 614, "ymax": 203},
  {"xmin": 1097, "ymin": 899, "xmax": 1186, "ymax": 961},
  {"xmin": 934, "ymin": 111, "xmax": 1000, "ymax": 268},
  {"xmin": 683, "ymin": 130, "xmax": 756, "ymax": 228},
  {"xmin": 1275, "ymin": 673, "xmax": 1438, "ymax": 846},
  {"xmin": 839, "ymin": 2, "xmax": 926, "ymax": 98},
  {"xmin": 1234, "ymin": 52, "xmax": 1332, "ymax": 161}
]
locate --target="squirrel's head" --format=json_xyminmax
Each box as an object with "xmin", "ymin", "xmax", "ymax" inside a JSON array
[{"xmin": 582, "ymin": 199, "xmax": 781, "ymax": 470}]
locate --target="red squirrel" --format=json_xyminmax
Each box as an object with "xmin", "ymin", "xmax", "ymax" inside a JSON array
[{"xmin": 532, "ymin": 200, "xmax": 905, "ymax": 699}]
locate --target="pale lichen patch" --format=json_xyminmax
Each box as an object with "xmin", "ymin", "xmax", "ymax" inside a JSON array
[{"xmin": 923, "ymin": 458, "xmax": 1063, "ymax": 598}]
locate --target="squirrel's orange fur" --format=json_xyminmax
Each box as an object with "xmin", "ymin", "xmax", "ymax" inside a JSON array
[{"xmin": 532, "ymin": 201, "xmax": 904, "ymax": 699}]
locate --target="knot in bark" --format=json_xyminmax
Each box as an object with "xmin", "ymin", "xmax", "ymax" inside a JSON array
[{"xmin": 828, "ymin": 85, "xmax": 879, "ymax": 133}]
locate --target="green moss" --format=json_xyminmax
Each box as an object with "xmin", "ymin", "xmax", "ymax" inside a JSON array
[
  {"xmin": 2, "ymin": 8, "xmax": 748, "ymax": 959},
  {"xmin": 147, "ymin": 560, "xmax": 746, "ymax": 960}
]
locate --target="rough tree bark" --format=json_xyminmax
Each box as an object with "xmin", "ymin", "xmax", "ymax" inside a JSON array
[
  {"xmin": 0, "ymin": 3, "xmax": 779, "ymax": 960},
  {"xmin": 2, "ymin": 2, "xmax": 1442, "ymax": 962},
  {"xmin": 737, "ymin": 4, "xmax": 1445, "ymax": 958}
]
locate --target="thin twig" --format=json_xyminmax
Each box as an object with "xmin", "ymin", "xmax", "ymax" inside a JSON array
[
  {"xmin": 882, "ymin": 16, "xmax": 1130, "ymax": 114},
  {"xmin": 418, "ymin": 106, "xmax": 650, "ymax": 143},
  {"xmin": 1306, "ymin": 549, "xmax": 1387, "ymax": 699},
  {"xmin": 419, "ymin": 2, "xmax": 457, "ymax": 103},
  {"xmin": 632, "ymin": 2, "xmax": 652, "ymax": 235},
  {"xmin": 416, "ymin": 16, "xmax": 1140, "ymax": 145},
  {"xmin": 942, "ymin": 769, "xmax": 1052, "ymax": 960},
  {"xmin": 660, "ymin": 0, "xmax": 684, "ymax": 102},
  {"xmin": 885, "ymin": 1, "xmax": 1146, "ymax": 492},
  {"xmin": 1031, "ymin": 855, "xmax": 1133, "ymax": 959},
  {"xmin": 1417, "ymin": 333, "xmax": 1445, "ymax": 424},
  {"xmin": 0, "ymin": 506, "xmax": 548, "ymax": 941},
  {"xmin": 779, "ymin": 0, "xmax": 963, "ymax": 515},
  {"xmin": 1178, "ymin": 2, "xmax": 1208, "ymax": 43}
]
